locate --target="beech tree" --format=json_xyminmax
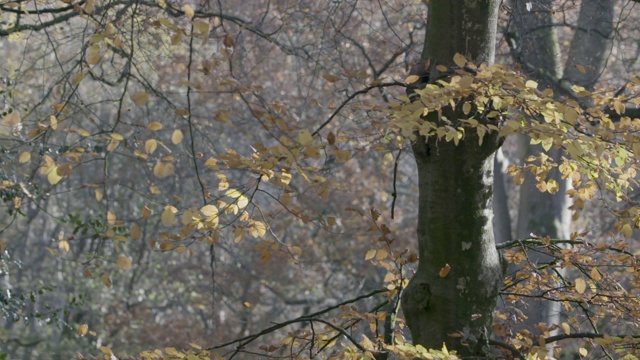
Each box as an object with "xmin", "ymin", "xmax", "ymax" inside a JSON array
[{"xmin": 3, "ymin": 1, "xmax": 640, "ymax": 359}]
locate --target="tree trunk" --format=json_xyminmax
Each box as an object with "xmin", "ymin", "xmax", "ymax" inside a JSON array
[
  {"xmin": 401, "ymin": 1, "xmax": 503, "ymax": 356},
  {"xmin": 508, "ymin": 0, "xmax": 614, "ymax": 331}
]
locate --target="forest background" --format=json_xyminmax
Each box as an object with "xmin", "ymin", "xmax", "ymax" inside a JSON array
[{"xmin": 3, "ymin": 0, "xmax": 640, "ymax": 359}]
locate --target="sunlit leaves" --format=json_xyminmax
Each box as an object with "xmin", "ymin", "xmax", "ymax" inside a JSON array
[{"xmin": 161, "ymin": 206, "xmax": 178, "ymax": 226}]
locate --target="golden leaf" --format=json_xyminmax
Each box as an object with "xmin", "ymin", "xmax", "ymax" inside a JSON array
[
  {"xmin": 107, "ymin": 211, "xmax": 116, "ymax": 225},
  {"xmin": 171, "ymin": 129, "xmax": 183, "ymax": 144},
  {"xmin": 161, "ymin": 206, "xmax": 177, "ymax": 226},
  {"xmin": 95, "ymin": 188, "xmax": 103, "ymax": 202},
  {"xmin": 453, "ymin": 53, "xmax": 466, "ymax": 67},
  {"xmin": 18, "ymin": 151, "xmax": 31, "ymax": 163},
  {"xmin": 145, "ymin": 139, "xmax": 158, "ymax": 154},
  {"xmin": 147, "ymin": 121, "xmax": 163, "ymax": 131},
  {"xmin": 574, "ymin": 278, "xmax": 586, "ymax": 294},
  {"xmin": 77, "ymin": 324, "xmax": 89, "ymax": 336},
  {"xmin": 183, "ymin": 4, "xmax": 195, "ymax": 19},
  {"xmin": 405, "ymin": 75, "xmax": 420, "ymax": 84},
  {"xmin": 298, "ymin": 130, "xmax": 313, "ymax": 145}
]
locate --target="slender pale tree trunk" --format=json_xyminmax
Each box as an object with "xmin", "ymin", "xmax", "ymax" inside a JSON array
[
  {"xmin": 401, "ymin": 1, "xmax": 503, "ymax": 356},
  {"xmin": 507, "ymin": 0, "xmax": 614, "ymax": 331}
]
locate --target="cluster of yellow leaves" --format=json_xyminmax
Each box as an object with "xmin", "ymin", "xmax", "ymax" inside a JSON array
[{"xmin": 392, "ymin": 55, "xmax": 640, "ymax": 239}]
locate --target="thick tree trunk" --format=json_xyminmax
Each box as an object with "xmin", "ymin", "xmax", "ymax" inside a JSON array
[{"xmin": 401, "ymin": 1, "xmax": 503, "ymax": 356}]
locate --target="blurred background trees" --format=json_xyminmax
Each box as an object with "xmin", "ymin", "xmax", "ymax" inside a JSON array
[{"xmin": 2, "ymin": 0, "xmax": 640, "ymax": 359}]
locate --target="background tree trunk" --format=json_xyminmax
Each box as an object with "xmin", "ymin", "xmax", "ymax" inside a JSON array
[
  {"xmin": 401, "ymin": 1, "xmax": 503, "ymax": 356},
  {"xmin": 506, "ymin": 0, "xmax": 614, "ymax": 332}
]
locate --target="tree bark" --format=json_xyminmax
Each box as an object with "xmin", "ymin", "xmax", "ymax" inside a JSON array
[
  {"xmin": 508, "ymin": 0, "xmax": 614, "ymax": 331},
  {"xmin": 401, "ymin": 1, "xmax": 503, "ymax": 356}
]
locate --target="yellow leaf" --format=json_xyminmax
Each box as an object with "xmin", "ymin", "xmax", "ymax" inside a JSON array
[
  {"xmin": 453, "ymin": 53, "xmax": 466, "ymax": 67},
  {"xmin": 578, "ymin": 348, "xmax": 588, "ymax": 356},
  {"xmin": 591, "ymin": 267, "xmax": 601, "ymax": 281},
  {"xmin": 18, "ymin": 151, "xmax": 31, "ymax": 163},
  {"xmin": 141, "ymin": 205, "xmax": 153, "ymax": 218},
  {"xmin": 323, "ymin": 74, "xmax": 340, "ymax": 83},
  {"xmin": 77, "ymin": 324, "xmax": 89, "ymax": 336},
  {"xmin": 145, "ymin": 139, "xmax": 158, "ymax": 154},
  {"xmin": 58, "ymin": 240, "xmax": 70, "ymax": 252},
  {"xmin": 576, "ymin": 64, "xmax": 586, "ymax": 74},
  {"xmin": 47, "ymin": 167, "xmax": 63, "ymax": 185},
  {"xmin": 561, "ymin": 322, "xmax": 570, "ymax": 335},
  {"xmin": 153, "ymin": 161, "xmax": 175, "ymax": 178},
  {"xmin": 525, "ymin": 80, "xmax": 538, "ymax": 89},
  {"xmin": 131, "ymin": 92, "xmax": 149, "ymax": 106},
  {"xmin": 131, "ymin": 223, "xmax": 141, "ymax": 240},
  {"xmin": 161, "ymin": 206, "xmax": 177, "ymax": 226},
  {"xmin": 171, "ymin": 129, "xmax": 184, "ymax": 144},
  {"xmin": 183, "ymin": 4, "xmax": 195, "ymax": 19},
  {"xmin": 107, "ymin": 211, "xmax": 116, "ymax": 225},
  {"xmin": 234, "ymin": 227, "xmax": 244, "ymax": 243},
  {"xmin": 87, "ymin": 45, "xmax": 101, "ymax": 65},
  {"xmin": 405, "ymin": 75, "xmax": 420, "ymax": 84},
  {"xmin": 117, "ymin": 255, "xmax": 132, "ymax": 270},
  {"xmin": 439, "ymin": 263, "xmax": 451, "ymax": 278},
  {"xmin": 49, "ymin": 115, "xmax": 58, "ymax": 130},
  {"xmin": 574, "ymin": 278, "xmax": 586, "ymax": 294},
  {"xmin": 200, "ymin": 204, "xmax": 218, "ymax": 217},
  {"xmin": 110, "ymin": 133, "xmax": 124, "ymax": 141},
  {"xmin": 375, "ymin": 248, "xmax": 388, "ymax": 260},
  {"xmin": 101, "ymin": 273, "xmax": 112, "ymax": 288},
  {"xmin": 298, "ymin": 130, "xmax": 313, "ymax": 145},
  {"xmin": 84, "ymin": 0, "xmax": 94, "ymax": 13},
  {"xmin": 621, "ymin": 223, "xmax": 633, "ymax": 238},
  {"xmin": 95, "ymin": 188, "xmax": 103, "ymax": 201},
  {"xmin": 147, "ymin": 121, "xmax": 163, "ymax": 131}
]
